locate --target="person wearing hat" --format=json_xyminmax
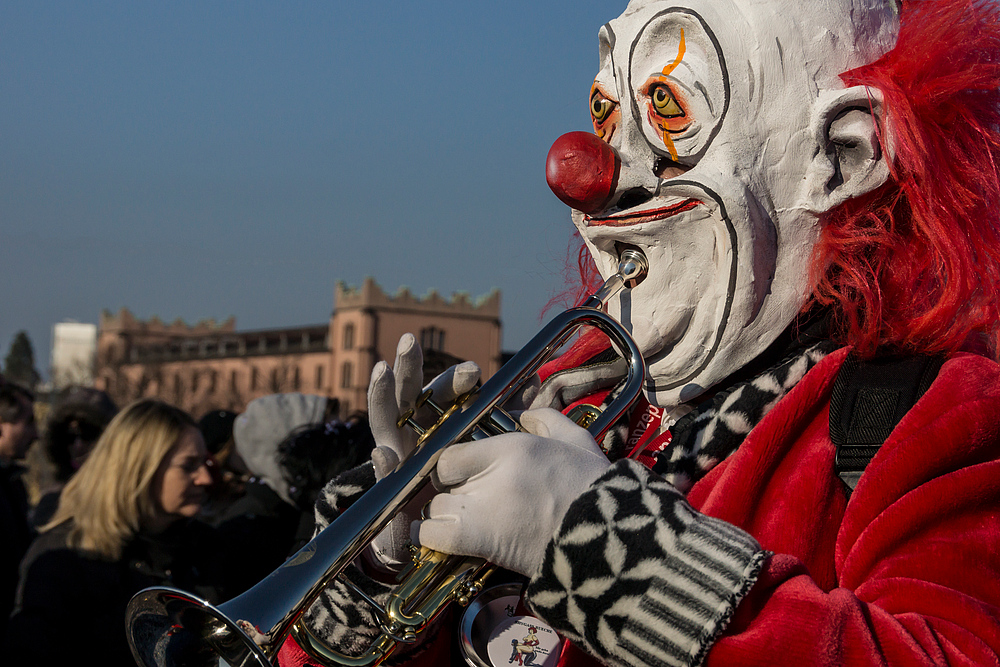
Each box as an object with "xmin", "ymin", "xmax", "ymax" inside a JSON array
[{"xmin": 213, "ymin": 393, "xmax": 333, "ymax": 594}]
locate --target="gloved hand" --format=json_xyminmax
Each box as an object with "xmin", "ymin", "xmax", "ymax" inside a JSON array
[
  {"xmin": 414, "ymin": 407, "xmax": 612, "ymax": 578},
  {"xmin": 368, "ymin": 333, "xmax": 480, "ymax": 569}
]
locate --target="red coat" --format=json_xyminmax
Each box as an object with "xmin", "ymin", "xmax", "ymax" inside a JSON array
[{"xmin": 694, "ymin": 347, "xmax": 1000, "ymax": 665}]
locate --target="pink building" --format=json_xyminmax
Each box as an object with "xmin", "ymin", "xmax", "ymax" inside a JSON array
[{"xmin": 95, "ymin": 279, "xmax": 502, "ymax": 418}]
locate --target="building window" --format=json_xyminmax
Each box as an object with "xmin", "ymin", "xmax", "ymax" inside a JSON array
[
  {"xmin": 341, "ymin": 361, "xmax": 353, "ymax": 389},
  {"xmin": 343, "ymin": 323, "xmax": 355, "ymax": 350},
  {"xmin": 270, "ymin": 368, "xmax": 279, "ymax": 390},
  {"xmin": 192, "ymin": 371, "xmax": 199, "ymax": 393},
  {"xmin": 251, "ymin": 367, "xmax": 259, "ymax": 391},
  {"xmin": 420, "ymin": 327, "xmax": 445, "ymax": 352},
  {"xmin": 292, "ymin": 366, "xmax": 301, "ymax": 390},
  {"xmin": 208, "ymin": 370, "xmax": 217, "ymax": 393},
  {"xmin": 315, "ymin": 365, "xmax": 324, "ymax": 390},
  {"xmin": 230, "ymin": 370, "xmax": 238, "ymax": 392}
]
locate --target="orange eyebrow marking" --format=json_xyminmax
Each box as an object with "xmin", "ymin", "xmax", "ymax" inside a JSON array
[
  {"xmin": 659, "ymin": 28, "xmax": 686, "ymax": 79},
  {"xmin": 656, "ymin": 29, "xmax": 686, "ymax": 160}
]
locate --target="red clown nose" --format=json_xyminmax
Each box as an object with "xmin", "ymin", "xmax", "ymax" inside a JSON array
[{"xmin": 546, "ymin": 131, "xmax": 620, "ymax": 214}]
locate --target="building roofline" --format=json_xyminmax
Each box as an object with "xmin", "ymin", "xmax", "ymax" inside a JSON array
[{"xmin": 335, "ymin": 277, "xmax": 500, "ymax": 317}]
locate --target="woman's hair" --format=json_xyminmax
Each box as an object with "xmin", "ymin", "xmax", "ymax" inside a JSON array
[
  {"xmin": 811, "ymin": 0, "xmax": 1000, "ymax": 358},
  {"xmin": 44, "ymin": 399, "xmax": 197, "ymax": 559}
]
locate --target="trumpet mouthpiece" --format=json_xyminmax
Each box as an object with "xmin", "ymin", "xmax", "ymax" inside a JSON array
[
  {"xmin": 617, "ymin": 248, "xmax": 648, "ymax": 289},
  {"xmin": 585, "ymin": 247, "xmax": 649, "ymax": 310}
]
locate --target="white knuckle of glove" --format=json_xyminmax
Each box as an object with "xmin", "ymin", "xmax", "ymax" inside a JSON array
[
  {"xmin": 415, "ymin": 407, "xmax": 611, "ymax": 578},
  {"xmin": 427, "ymin": 360, "xmax": 481, "ymax": 403}
]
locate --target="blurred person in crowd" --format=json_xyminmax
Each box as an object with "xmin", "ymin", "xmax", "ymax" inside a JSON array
[
  {"xmin": 29, "ymin": 386, "xmax": 118, "ymax": 528},
  {"xmin": 6, "ymin": 399, "xmax": 239, "ymax": 665},
  {"xmin": 0, "ymin": 383, "xmax": 37, "ymax": 642},
  {"xmin": 278, "ymin": 413, "xmax": 376, "ymax": 551},
  {"xmin": 211, "ymin": 393, "xmax": 334, "ymax": 593},
  {"xmin": 197, "ymin": 408, "xmax": 248, "ymax": 520},
  {"xmin": 198, "ymin": 408, "xmax": 240, "ymax": 467},
  {"xmin": 0, "ymin": 384, "xmax": 38, "ymax": 465}
]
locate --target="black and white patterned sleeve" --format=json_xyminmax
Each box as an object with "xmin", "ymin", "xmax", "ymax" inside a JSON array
[
  {"xmin": 312, "ymin": 462, "xmax": 376, "ymax": 532},
  {"xmin": 297, "ymin": 463, "xmax": 395, "ymax": 657},
  {"xmin": 296, "ymin": 463, "xmax": 448, "ymax": 663},
  {"xmin": 525, "ymin": 459, "xmax": 769, "ymax": 667}
]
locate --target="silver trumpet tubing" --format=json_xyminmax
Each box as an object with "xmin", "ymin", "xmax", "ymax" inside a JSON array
[{"xmin": 125, "ymin": 248, "xmax": 649, "ymax": 667}]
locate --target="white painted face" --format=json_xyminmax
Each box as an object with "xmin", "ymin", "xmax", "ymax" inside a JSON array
[{"xmin": 571, "ymin": 0, "xmax": 899, "ymax": 408}]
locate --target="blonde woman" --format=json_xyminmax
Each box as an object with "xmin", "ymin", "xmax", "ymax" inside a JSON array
[{"xmin": 6, "ymin": 399, "xmax": 229, "ymax": 666}]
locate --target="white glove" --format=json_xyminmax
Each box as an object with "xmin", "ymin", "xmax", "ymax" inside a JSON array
[
  {"xmin": 415, "ymin": 408, "xmax": 612, "ymax": 578},
  {"xmin": 368, "ymin": 333, "xmax": 481, "ymax": 568}
]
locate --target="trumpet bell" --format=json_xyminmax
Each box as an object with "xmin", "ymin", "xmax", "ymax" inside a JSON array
[{"xmin": 127, "ymin": 588, "xmax": 269, "ymax": 667}]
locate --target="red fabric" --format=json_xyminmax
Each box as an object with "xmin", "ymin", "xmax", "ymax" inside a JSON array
[
  {"xmin": 557, "ymin": 639, "xmax": 606, "ymax": 667},
  {"xmin": 624, "ymin": 400, "xmax": 670, "ymax": 467},
  {"xmin": 689, "ymin": 348, "xmax": 1000, "ymax": 665},
  {"xmin": 537, "ymin": 327, "xmax": 615, "ymax": 384},
  {"xmin": 277, "ymin": 634, "xmax": 315, "ymax": 667}
]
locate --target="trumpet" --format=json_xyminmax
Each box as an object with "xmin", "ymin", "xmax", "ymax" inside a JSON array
[{"xmin": 125, "ymin": 248, "xmax": 649, "ymax": 667}]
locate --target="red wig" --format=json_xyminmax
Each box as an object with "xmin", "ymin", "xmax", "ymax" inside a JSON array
[
  {"xmin": 545, "ymin": 230, "xmax": 603, "ymax": 315},
  {"xmin": 812, "ymin": 0, "xmax": 1000, "ymax": 358}
]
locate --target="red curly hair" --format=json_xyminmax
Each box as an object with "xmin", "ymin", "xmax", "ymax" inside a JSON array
[
  {"xmin": 812, "ymin": 0, "xmax": 1000, "ymax": 358},
  {"xmin": 555, "ymin": 0, "xmax": 1000, "ymax": 360}
]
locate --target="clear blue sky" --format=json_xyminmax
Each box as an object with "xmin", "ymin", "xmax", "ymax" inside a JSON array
[{"xmin": 0, "ymin": 0, "xmax": 627, "ymax": 380}]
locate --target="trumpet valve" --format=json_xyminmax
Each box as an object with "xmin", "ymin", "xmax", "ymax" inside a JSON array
[{"xmin": 455, "ymin": 580, "xmax": 486, "ymax": 607}]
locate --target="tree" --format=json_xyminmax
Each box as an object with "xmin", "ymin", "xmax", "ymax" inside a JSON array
[{"xmin": 4, "ymin": 331, "xmax": 41, "ymax": 390}]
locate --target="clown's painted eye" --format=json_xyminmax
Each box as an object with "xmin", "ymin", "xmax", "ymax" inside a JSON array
[
  {"xmin": 650, "ymin": 83, "xmax": 684, "ymax": 118},
  {"xmin": 591, "ymin": 89, "xmax": 617, "ymax": 124}
]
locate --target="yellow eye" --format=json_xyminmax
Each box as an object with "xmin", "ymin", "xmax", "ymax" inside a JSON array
[
  {"xmin": 591, "ymin": 90, "xmax": 616, "ymax": 124},
  {"xmin": 650, "ymin": 83, "xmax": 684, "ymax": 118}
]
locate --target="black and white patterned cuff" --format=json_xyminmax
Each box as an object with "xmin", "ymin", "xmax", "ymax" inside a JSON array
[
  {"xmin": 526, "ymin": 459, "xmax": 768, "ymax": 667},
  {"xmin": 300, "ymin": 462, "xmax": 409, "ymax": 659},
  {"xmin": 313, "ymin": 461, "xmax": 376, "ymax": 531}
]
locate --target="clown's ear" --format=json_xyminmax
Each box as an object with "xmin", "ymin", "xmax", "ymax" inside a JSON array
[{"xmin": 803, "ymin": 86, "xmax": 893, "ymax": 213}]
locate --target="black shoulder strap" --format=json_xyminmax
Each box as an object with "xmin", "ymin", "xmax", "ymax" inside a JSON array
[{"xmin": 830, "ymin": 352, "xmax": 944, "ymax": 491}]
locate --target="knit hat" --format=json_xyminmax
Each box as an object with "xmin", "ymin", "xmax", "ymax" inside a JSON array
[
  {"xmin": 198, "ymin": 409, "xmax": 238, "ymax": 455},
  {"xmin": 233, "ymin": 393, "xmax": 329, "ymax": 504}
]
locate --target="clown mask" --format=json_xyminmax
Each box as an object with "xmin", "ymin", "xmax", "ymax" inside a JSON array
[{"xmin": 547, "ymin": 0, "xmax": 900, "ymax": 410}]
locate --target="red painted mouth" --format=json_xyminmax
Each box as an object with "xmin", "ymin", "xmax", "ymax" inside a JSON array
[{"xmin": 585, "ymin": 198, "xmax": 701, "ymax": 227}]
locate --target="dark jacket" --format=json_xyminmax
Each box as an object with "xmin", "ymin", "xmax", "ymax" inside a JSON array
[
  {"xmin": 0, "ymin": 462, "xmax": 32, "ymax": 642},
  {"xmin": 213, "ymin": 478, "xmax": 308, "ymax": 595},
  {"xmin": 6, "ymin": 519, "xmax": 236, "ymax": 666}
]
